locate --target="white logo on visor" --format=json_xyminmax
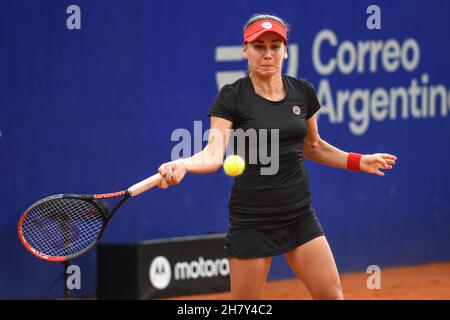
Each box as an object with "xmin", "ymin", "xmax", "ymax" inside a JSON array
[{"xmin": 262, "ymin": 22, "xmax": 273, "ymax": 29}]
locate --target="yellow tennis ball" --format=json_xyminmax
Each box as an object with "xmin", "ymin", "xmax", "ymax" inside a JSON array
[{"xmin": 223, "ymin": 155, "xmax": 245, "ymax": 177}]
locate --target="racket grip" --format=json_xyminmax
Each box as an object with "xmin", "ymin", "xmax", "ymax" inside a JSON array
[{"xmin": 128, "ymin": 173, "xmax": 163, "ymax": 197}]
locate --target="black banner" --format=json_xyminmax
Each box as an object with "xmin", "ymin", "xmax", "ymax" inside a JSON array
[{"xmin": 98, "ymin": 234, "xmax": 229, "ymax": 299}]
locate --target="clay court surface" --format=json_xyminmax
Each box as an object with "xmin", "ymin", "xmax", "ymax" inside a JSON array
[{"xmin": 170, "ymin": 262, "xmax": 450, "ymax": 300}]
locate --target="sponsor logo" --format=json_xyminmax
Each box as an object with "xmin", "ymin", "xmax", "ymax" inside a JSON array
[
  {"xmin": 174, "ymin": 256, "xmax": 229, "ymax": 280},
  {"xmin": 149, "ymin": 256, "xmax": 172, "ymax": 289},
  {"xmin": 261, "ymin": 21, "xmax": 272, "ymax": 29},
  {"xmin": 149, "ymin": 255, "xmax": 229, "ymax": 290}
]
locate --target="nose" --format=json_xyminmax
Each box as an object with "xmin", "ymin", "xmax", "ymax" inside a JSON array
[{"xmin": 263, "ymin": 48, "xmax": 273, "ymax": 59}]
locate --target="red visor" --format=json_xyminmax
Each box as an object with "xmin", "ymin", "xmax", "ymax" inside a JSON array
[{"xmin": 243, "ymin": 19, "xmax": 287, "ymax": 44}]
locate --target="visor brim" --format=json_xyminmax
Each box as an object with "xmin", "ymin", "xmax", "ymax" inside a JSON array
[{"xmin": 245, "ymin": 29, "xmax": 287, "ymax": 44}]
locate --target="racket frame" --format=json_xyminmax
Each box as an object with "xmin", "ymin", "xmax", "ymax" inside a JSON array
[{"xmin": 18, "ymin": 191, "xmax": 131, "ymax": 262}]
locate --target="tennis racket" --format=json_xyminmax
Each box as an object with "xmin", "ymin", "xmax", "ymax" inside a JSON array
[{"xmin": 18, "ymin": 173, "xmax": 163, "ymax": 262}]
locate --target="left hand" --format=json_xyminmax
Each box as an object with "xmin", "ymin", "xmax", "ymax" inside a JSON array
[{"xmin": 360, "ymin": 153, "xmax": 398, "ymax": 176}]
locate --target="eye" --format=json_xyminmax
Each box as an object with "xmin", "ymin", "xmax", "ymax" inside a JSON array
[{"xmin": 271, "ymin": 45, "xmax": 281, "ymax": 51}]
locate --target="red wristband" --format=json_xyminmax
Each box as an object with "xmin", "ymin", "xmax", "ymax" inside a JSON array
[{"xmin": 347, "ymin": 153, "xmax": 362, "ymax": 171}]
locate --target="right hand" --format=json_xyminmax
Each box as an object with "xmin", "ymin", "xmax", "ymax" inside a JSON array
[{"xmin": 157, "ymin": 160, "xmax": 188, "ymax": 189}]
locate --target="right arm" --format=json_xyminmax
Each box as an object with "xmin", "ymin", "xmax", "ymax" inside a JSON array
[{"xmin": 157, "ymin": 116, "xmax": 233, "ymax": 188}]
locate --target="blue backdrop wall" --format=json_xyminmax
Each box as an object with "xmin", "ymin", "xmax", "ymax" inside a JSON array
[{"xmin": 1, "ymin": 0, "xmax": 449, "ymax": 299}]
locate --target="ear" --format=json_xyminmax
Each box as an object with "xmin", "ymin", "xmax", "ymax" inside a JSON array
[{"xmin": 242, "ymin": 43, "xmax": 248, "ymax": 60}]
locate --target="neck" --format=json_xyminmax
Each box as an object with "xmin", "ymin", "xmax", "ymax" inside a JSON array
[{"xmin": 249, "ymin": 72, "xmax": 284, "ymax": 95}]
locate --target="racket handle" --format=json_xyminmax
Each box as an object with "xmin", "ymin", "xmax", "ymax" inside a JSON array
[{"xmin": 128, "ymin": 173, "xmax": 163, "ymax": 197}]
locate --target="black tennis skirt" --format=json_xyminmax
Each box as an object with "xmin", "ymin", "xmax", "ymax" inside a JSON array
[{"xmin": 224, "ymin": 205, "xmax": 324, "ymax": 258}]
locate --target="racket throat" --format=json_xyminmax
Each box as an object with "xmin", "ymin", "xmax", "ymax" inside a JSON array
[{"xmin": 104, "ymin": 193, "xmax": 131, "ymax": 219}]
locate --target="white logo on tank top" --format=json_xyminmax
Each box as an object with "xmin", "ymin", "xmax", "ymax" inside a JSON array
[{"xmin": 292, "ymin": 105, "xmax": 301, "ymax": 115}]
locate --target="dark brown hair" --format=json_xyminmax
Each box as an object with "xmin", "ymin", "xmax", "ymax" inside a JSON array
[{"xmin": 243, "ymin": 14, "xmax": 290, "ymax": 33}]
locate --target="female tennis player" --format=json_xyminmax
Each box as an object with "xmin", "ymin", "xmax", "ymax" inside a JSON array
[{"xmin": 157, "ymin": 14, "xmax": 397, "ymax": 300}]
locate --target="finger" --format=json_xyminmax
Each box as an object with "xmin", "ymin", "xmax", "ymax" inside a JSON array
[
  {"xmin": 386, "ymin": 159, "xmax": 396, "ymax": 165},
  {"xmin": 377, "ymin": 157, "xmax": 388, "ymax": 168},
  {"xmin": 158, "ymin": 179, "xmax": 169, "ymax": 189},
  {"xmin": 170, "ymin": 166, "xmax": 178, "ymax": 184},
  {"xmin": 376, "ymin": 170, "xmax": 385, "ymax": 176},
  {"xmin": 383, "ymin": 154, "xmax": 397, "ymax": 161},
  {"xmin": 158, "ymin": 164, "xmax": 168, "ymax": 177},
  {"xmin": 171, "ymin": 169, "xmax": 180, "ymax": 184},
  {"xmin": 165, "ymin": 166, "xmax": 173, "ymax": 182},
  {"xmin": 172, "ymin": 163, "xmax": 182, "ymax": 183}
]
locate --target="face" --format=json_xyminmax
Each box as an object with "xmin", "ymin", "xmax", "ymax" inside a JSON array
[{"xmin": 243, "ymin": 32, "xmax": 288, "ymax": 78}]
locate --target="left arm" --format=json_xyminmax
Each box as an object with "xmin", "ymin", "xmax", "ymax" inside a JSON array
[{"xmin": 303, "ymin": 115, "xmax": 397, "ymax": 176}]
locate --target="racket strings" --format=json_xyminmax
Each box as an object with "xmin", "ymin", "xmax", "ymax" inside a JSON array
[{"xmin": 21, "ymin": 198, "xmax": 104, "ymax": 259}]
